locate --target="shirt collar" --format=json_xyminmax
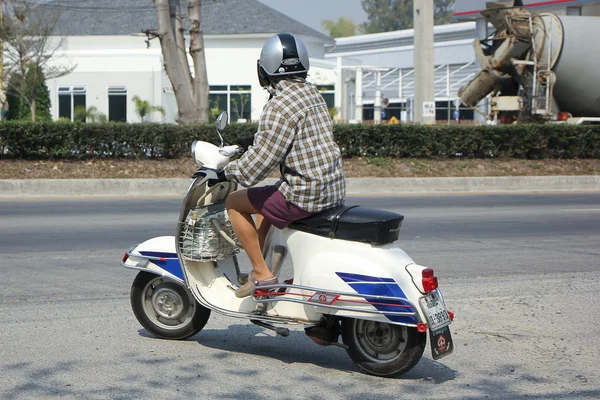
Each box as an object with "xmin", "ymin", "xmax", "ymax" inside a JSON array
[{"xmin": 267, "ymin": 78, "xmax": 305, "ymax": 96}]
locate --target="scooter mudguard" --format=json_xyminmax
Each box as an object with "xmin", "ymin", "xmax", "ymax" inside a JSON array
[{"xmin": 121, "ymin": 236, "xmax": 184, "ymax": 284}]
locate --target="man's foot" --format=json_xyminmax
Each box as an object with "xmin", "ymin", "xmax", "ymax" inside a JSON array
[{"xmin": 235, "ymin": 274, "xmax": 278, "ymax": 298}]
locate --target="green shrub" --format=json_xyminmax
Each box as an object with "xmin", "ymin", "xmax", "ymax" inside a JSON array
[{"xmin": 0, "ymin": 121, "xmax": 598, "ymax": 159}]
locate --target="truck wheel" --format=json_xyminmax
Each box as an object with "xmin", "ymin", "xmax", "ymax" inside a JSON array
[
  {"xmin": 341, "ymin": 318, "xmax": 426, "ymax": 377},
  {"xmin": 130, "ymin": 272, "xmax": 210, "ymax": 340}
]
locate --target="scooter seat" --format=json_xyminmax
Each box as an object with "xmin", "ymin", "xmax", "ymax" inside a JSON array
[{"xmin": 289, "ymin": 205, "xmax": 403, "ymax": 245}]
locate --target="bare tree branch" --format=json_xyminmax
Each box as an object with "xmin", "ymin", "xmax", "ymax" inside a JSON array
[{"xmin": 1, "ymin": 0, "xmax": 75, "ymax": 121}]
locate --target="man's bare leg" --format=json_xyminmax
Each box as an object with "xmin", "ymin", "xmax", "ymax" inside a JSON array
[
  {"xmin": 225, "ymin": 190, "xmax": 273, "ymax": 282},
  {"xmin": 254, "ymin": 214, "xmax": 272, "ymax": 253}
]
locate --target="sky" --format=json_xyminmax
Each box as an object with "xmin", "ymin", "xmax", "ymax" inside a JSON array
[{"xmin": 257, "ymin": 0, "xmax": 368, "ymax": 35}]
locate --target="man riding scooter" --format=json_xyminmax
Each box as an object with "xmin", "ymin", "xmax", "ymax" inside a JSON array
[{"xmin": 209, "ymin": 32, "xmax": 346, "ymax": 298}]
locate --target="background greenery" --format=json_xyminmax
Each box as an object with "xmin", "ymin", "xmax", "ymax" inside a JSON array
[{"xmin": 0, "ymin": 121, "xmax": 598, "ymax": 160}]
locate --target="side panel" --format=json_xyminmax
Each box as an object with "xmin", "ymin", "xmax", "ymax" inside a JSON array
[{"xmin": 277, "ymin": 229, "xmax": 427, "ymax": 325}]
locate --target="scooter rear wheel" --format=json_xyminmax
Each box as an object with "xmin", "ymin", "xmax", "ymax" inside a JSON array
[
  {"xmin": 131, "ymin": 271, "xmax": 211, "ymax": 340},
  {"xmin": 341, "ymin": 318, "xmax": 426, "ymax": 377}
]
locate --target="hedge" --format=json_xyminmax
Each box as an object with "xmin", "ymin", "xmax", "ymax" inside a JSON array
[{"xmin": 0, "ymin": 121, "xmax": 599, "ymax": 160}]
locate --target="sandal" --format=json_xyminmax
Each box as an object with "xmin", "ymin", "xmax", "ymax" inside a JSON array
[{"xmin": 235, "ymin": 275, "xmax": 278, "ymax": 298}]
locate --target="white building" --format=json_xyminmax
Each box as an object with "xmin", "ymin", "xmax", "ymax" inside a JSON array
[
  {"xmin": 44, "ymin": 0, "xmax": 336, "ymax": 123},
  {"xmin": 44, "ymin": 0, "xmax": 600, "ymax": 124},
  {"xmin": 325, "ymin": 22, "xmax": 481, "ymax": 122}
]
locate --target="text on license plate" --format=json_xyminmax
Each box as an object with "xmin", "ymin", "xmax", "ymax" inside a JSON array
[{"xmin": 419, "ymin": 291, "xmax": 450, "ymax": 331}]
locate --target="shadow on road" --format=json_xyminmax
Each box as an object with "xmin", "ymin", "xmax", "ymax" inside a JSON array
[{"xmin": 141, "ymin": 324, "xmax": 457, "ymax": 383}]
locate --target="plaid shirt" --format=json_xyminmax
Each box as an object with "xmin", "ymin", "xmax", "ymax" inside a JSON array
[{"xmin": 224, "ymin": 79, "xmax": 346, "ymax": 213}]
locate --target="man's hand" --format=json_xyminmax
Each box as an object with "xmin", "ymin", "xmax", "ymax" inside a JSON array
[
  {"xmin": 192, "ymin": 167, "xmax": 227, "ymax": 186},
  {"xmin": 235, "ymin": 135, "xmax": 255, "ymax": 152}
]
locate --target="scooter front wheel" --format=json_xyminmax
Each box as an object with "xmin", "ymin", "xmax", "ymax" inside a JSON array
[
  {"xmin": 341, "ymin": 318, "xmax": 426, "ymax": 377},
  {"xmin": 130, "ymin": 271, "xmax": 211, "ymax": 340}
]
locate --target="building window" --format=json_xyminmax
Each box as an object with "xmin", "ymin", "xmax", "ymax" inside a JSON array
[
  {"xmin": 108, "ymin": 86, "xmax": 127, "ymax": 122},
  {"xmin": 209, "ymin": 85, "xmax": 251, "ymax": 121},
  {"xmin": 316, "ymin": 85, "xmax": 335, "ymax": 109},
  {"xmin": 566, "ymin": 6, "xmax": 581, "ymax": 15},
  {"xmin": 58, "ymin": 86, "xmax": 86, "ymax": 122}
]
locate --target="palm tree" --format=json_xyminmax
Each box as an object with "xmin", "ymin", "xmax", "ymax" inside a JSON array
[
  {"xmin": 74, "ymin": 105, "xmax": 107, "ymax": 123},
  {"xmin": 132, "ymin": 96, "xmax": 165, "ymax": 122}
]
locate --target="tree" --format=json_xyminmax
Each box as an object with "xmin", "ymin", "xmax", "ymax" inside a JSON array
[
  {"xmin": 361, "ymin": 0, "xmax": 455, "ymax": 33},
  {"xmin": 148, "ymin": 0, "xmax": 209, "ymax": 124},
  {"xmin": 1, "ymin": 0, "xmax": 74, "ymax": 121},
  {"xmin": 74, "ymin": 106, "xmax": 107, "ymax": 123},
  {"xmin": 132, "ymin": 95, "xmax": 165, "ymax": 122},
  {"xmin": 321, "ymin": 17, "xmax": 363, "ymax": 38},
  {"xmin": 230, "ymin": 86, "xmax": 250, "ymax": 122},
  {"xmin": 5, "ymin": 66, "xmax": 51, "ymax": 121},
  {"xmin": 433, "ymin": 0, "xmax": 455, "ymax": 25},
  {"xmin": 361, "ymin": 0, "xmax": 413, "ymax": 33}
]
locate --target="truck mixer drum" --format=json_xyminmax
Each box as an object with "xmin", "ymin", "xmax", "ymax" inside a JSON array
[{"xmin": 458, "ymin": 1, "xmax": 600, "ymax": 123}]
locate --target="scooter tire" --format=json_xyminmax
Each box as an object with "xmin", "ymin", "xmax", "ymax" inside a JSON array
[
  {"xmin": 130, "ymin": 271, "xmax": 211, "ymax": 340},
  {"xmin": 341, "ymin": 318, "xmax": 426, "ymax": 378}
]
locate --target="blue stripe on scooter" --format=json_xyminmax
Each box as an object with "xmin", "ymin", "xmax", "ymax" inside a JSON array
[
  {"xmin": 335, "ymin": 272, "xmax": 395, "ymax": 283},
  {"xmin": 336, "ymin": 272, "xmax": 417, "ymax": 325},
  {"xmin": 139, "ymin": 251, "xmax": 184, "ymax": 281}
]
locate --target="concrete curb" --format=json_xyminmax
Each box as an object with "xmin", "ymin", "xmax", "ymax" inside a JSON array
[{"xmin": 1, "ymin": 176, "xmax": 599, "ymax": 198}]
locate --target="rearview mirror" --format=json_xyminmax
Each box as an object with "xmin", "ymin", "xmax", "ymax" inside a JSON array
[
  {"xmin": 215, "ymin": 111, "xmax": 228, "ymax": 147},
  {"xmin": 216, "ymin": 111, "xmax": 228, "ymax": 132}
]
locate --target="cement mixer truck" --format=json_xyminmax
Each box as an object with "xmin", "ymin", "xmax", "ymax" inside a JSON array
[{"xmin": 458, "ymin": 1, "xmax": 600, "ymax": 124}]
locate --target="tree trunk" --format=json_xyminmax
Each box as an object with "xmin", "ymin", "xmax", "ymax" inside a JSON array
[
  {"xmin": 31, "ymin": 92, "xmax": 36, "ymax": 122},
  {"xmin": 156, "ymin": 0, "xmax": 198, "ymax": 123},
  {"xmin": 173, "ymin": 0, "xmax": 194, "ymax": 96},
  {"xmin": 188, "ymin": 0, "xmax": 209, "ymax": 122}
]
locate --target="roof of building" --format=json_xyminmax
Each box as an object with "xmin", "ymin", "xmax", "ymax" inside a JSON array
[
  {"xmin": 326, "ymin": 22, "xmax": 476, "ymax": 55},
  {"xmin": 42, "ymin": 0, "xmax": 331, "ymax": 41}
]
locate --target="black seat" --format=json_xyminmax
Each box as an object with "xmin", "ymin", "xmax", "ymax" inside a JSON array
[{"xmin": 289, "ymin": 205, "xmax": 404, "ymax": 245}]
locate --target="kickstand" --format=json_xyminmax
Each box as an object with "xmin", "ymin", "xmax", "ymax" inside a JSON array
[{"xmin": 251, "ymin": 319, "xmax": 289, "ymax": 337}]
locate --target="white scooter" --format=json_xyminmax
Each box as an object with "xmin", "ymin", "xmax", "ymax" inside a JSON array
[{"xmin": 121, "ymin": 112, "xmax": 454, "ymax": 377}]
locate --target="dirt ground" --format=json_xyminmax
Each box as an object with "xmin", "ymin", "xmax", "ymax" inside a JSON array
[{"xmin": 0, "ymin": 157, "xmax": 598, "ymax": 179}]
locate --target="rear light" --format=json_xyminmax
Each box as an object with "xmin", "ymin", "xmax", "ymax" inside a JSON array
[
  {"xmin": 122, "ymin": 252, "xmax": 128, "ymax": 262},
  {"xmin": 448, "ymin": 311, "xmax": 455, "ymax": 321},
  {"xmin": 557, "ymin": 112, "xmax": 571, "ymax": 121},
  {"xmin": 417, "ymin": 322, "xmax": 428, "ymax": 333},
  {"xmin": 422, "ymin": 268, "xmax": 438, "ymax": 292}
]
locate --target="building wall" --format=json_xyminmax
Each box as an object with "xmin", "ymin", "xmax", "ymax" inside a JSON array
[{"xmin": 46, "ymin": 34, "xmax": 335, "ymax": 123}]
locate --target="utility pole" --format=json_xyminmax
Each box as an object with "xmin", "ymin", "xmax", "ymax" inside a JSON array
[
  {"xmin": 413, "ymin": 0, "xmax": 435, "ymax": 124},
  {"xmin": 0, "ymin": 0, "xmax": 5, "ymax": 120}
]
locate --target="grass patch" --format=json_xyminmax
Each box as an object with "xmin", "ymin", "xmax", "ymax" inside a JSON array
[
  {"xmin": 412, "ymin": 160, "xmax": 431, "ymax": 170},
  {"xmin": 366, "ymin": 157, "xmax": 391, "ymax": 167}
]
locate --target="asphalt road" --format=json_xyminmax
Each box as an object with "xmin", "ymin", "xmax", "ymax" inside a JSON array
[{"xmin": 1, "ymin": 193, "xmax": 599, "ymax": 399}]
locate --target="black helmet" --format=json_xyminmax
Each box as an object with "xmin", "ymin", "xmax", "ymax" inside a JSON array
[{"xmin": 257, "ymin": 33, "xmax": 310, "ymax": 87}]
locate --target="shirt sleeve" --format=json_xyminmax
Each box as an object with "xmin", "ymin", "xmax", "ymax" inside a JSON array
[{"xmin": 223, "ymin": 104, "xmax": 295, "ymax": 188}]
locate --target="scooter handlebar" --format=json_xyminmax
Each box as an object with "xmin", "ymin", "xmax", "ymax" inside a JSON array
[{"xmin": 218, "ymin": 145, "xmax": 244, "ymax": 158}]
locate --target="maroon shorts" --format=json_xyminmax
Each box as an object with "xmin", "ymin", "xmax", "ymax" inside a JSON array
[{"xmin": 247, "ymin": 185, "xmax": 313, "ymax": 229}]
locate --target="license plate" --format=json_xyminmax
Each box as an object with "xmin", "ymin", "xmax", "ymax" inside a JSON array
[
  {"xmin": 419, "ymin": 290, "xmax": 451, "ymax": 332},
  {"xmin": 430, "ymin": 325, "xmax": 454, "ymax": 360}
]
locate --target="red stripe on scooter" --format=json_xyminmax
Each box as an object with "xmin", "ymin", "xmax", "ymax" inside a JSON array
[{"xmin": 258, "ymin": 291, "xmax": 412, "ymax": 308}]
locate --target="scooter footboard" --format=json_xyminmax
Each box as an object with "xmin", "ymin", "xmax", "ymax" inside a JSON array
[
  {"xmin": 121, "ymin": 236, "xmax": 184, "ymax": 284},
  {"xmin": 253, "ymin": 282, "xmax": 423, "ymax": 327}
]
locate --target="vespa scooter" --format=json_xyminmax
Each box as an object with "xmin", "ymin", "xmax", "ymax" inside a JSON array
[{"xmin": 121, "ymin": 112, "xmax": 454, "ymax": 377}]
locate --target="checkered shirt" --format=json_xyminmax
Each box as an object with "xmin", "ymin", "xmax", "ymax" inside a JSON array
[{"xmin": 223, "ymin": 79, "xmax": 346, "ymax": 213}]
